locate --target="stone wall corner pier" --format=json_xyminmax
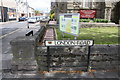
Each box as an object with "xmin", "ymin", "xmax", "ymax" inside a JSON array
[{"xmin": 10, "ymin": 26, "xmax": 46, "ymax": 70}]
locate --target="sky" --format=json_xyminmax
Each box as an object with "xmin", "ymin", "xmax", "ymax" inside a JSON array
[{"xmin": 27, "ymin": 0, "xmax": 51, "ymax": 13}]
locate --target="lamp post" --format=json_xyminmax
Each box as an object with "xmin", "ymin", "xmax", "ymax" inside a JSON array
[{"xmin": 26, "ymin": 0, "xmax": 29, "ymax": 28}]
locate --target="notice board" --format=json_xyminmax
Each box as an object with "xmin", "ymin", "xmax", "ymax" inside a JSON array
[{"xmin": 59, "ymin": 13, "xmax": 80, "ymax": 36}]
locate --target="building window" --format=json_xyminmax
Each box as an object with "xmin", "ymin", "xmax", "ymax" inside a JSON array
[
  {"xmin": 8, "ymin": 8, "xmax": 16, "ymax": 19},
  {"xmin": 83, "ymin": 0, "xmax": 92, "ymax": 8}
]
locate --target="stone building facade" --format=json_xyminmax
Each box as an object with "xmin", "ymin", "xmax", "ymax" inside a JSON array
[
  {"xmin": 111, "ymin": 2, "xmax": 120, "ymax": 24},
  {"xmin": 0, "ymin": 0, "xmax": 35, "ymax": 22},
  {"xmin": 51, "ymin": 2, "xmax": 67, "ymax": 21},
  {"xmin": 16, "ymin": 0, "xmax": 35, "ymax": 20},
  {"xmin": 28, "ymin": 7, "xmax": 35, "ymax": 17},
  {"xmin": 51, "ymin": 0, "xmax": 120, "ymax": 24},
  {"xmin": 0, "ymin": 0, "xmax": 17, "ymax": 22}
]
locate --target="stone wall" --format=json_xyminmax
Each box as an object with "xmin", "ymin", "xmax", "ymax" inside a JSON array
[
  {"xmin": 111, "ymin": 1, "xmax": 120, "ymax": 24},
  {"xmin": 36, "ymin": 45, "xmax": 119, "ymax": 71},
  {"xmin": 95, "ymin": 2, "xmax": 105, "ymax": 19},
  {"xmin": 51, "ymin": 1, "xmax": 120, "ymax": 24},
  {"xmin": 10, "ymin": 26, "xmax": 46, "ymax": 70}
]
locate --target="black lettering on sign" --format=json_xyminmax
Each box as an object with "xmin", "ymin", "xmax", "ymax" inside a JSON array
[{"xmin": 64, "ymin": 15, "xmax": 72, "ymax": 18}]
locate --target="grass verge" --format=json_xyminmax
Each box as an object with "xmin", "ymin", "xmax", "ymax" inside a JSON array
[{"xmin": 56, "ymin": 27, "xmax": 119, "ymax": 44}]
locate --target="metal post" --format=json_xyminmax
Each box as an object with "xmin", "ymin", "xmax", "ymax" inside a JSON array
[
  {"xmin": 8, "ymin": 8, "xmax": 9, "ymax": 21},
  {"xmin": 62, "ymin": 32, "xmax": 64, "ymax": 38},
  {"xmin": 1, "ymin": 0, "xmax": 4, "ymax": 22},
  {"xmin": 39, "ymin": 18, "xmax": 41, "ymax": 26},
  {"xmin": 26, "ymin": 0, "xmax": 29, "ymax": 28},
  {"xmin": 87, "ymin": 46, "xmax": 91, "ymax": 71},
  {"xmin": 47, "ymin": 46, "xmax": 50, "ymax": 72},
  {"xmin": 27, "ymin": 20, "xmax": 29, "ymax": 28},
  {"xmin": 74, "ymin": 36, "xmax": 77, "ymax": 40}
]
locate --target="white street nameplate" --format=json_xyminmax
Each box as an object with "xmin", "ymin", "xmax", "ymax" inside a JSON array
[{"xmin": 45, "ymin": 40, "xmax": 93, "ymax": 46}]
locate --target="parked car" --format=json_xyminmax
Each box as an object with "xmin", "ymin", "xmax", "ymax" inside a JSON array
[
  {"xmin": 28, "ymin": 17, "xmax": 37, "ymax": 23},
  {"xmin": 18, "ymin": 17, "xmax": 27, "ymax": 21},
  {"xmin": 39, "ymin": 16, "xmax": 44, "ymax": 21},
  {"xmin": 40, "ymin": 16, "xmax": 50, "ymax": 21},
  {"xmin": 43, "ymin": 16, "xmax": 50, "ymax": 21},
  {"xmin": 34, "ymin": 16, "xmax": 40, "ymax": 22}
]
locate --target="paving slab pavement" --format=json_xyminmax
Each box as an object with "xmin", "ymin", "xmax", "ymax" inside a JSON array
[
  {"xmin": 2, "ymin": 70, "xmax": 119, "ymax": 79},
  {"xmin": 0, "ymin": 21, "xmax": 18, "ymax": 25}
]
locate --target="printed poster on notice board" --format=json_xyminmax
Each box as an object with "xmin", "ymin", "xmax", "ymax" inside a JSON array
[{"xmin": 59, "ymin": 13, "xmax": 80, "ymax": 36}]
